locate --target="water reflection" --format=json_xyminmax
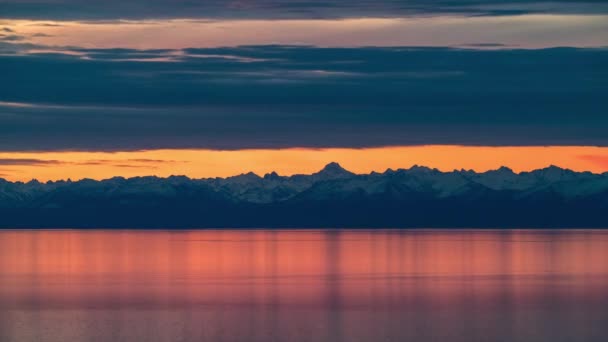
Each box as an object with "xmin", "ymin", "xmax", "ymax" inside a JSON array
[{"xmin": 1, "ymin": 229, "xmax": 607, "ymax": 341}]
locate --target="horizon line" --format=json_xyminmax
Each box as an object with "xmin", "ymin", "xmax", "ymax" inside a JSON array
[{"xmin": 3, "ymin": 162, "xmax": 606, "ymax": 184}]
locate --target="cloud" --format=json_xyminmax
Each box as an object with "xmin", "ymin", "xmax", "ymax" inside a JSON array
[
  {"xmin": 9, "ymin": 16, "xmax": 608, "ymax": 50},
  {"xmin": 0, "ymin": 158, "xmax": 64, "ymax": 166},
  {"xmin": 0, "ymin": 158, "xmax": 178, "ymax": 171},
  {"xmin": 0, "ymin": 45, "xmax": 606, "ymax": 151},
  {"xmin": 77, "ymin": 159, "xmax": 180, "ymax": 166},
  {"xmin": 108, "ymin": 164, "xmax": 157, "ymax": 169},
  {"xmin": 0, "ymin": 34, "xmax": 25, "ymax": 41},
  {"xmin": 30, "ymin": 32, "xmax": 53, "ymax": 38},
  {"xmin": 0, "ymin": 0, "xmax": 606, "ymax": 20},
  {"xmin": 26, "ymin": 22, "xmax": 65, "ymax": 27},
  {"xmin": 127, "ymin": 158, "xmax": 182, "ymax": 163}
]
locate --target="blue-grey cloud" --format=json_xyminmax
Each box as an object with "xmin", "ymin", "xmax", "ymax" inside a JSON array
[
  {"xmin": 0, "ymin": 158, "xmax": 64, "ymax": 166},
  {"xmin": 0, "ymin": 34, "xmax": 25, "ymax": 41},
  {"xmin": 30, "ymin": 32, "xmax": 53, "ymax": 37},
  {"xmin": 0, "ymin": 0, "xmax": 607, "ymax": 20},
  {"xmin": 0, "ymin": 156, "xmax": 178, "ymax": 168},
  {"xmin": 0, "ymin": 44, "xmax": 606, "ymax": 151}
]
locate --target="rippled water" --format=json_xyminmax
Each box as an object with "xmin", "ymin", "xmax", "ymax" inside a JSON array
[{"xmin": 1, "ymin": 229, "xmax": 607, "ymax": 342}]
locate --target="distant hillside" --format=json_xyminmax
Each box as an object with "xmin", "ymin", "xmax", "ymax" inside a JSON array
[{"xmin": 1, "ymin": 163, "xmax": 607, "ymax": 228}]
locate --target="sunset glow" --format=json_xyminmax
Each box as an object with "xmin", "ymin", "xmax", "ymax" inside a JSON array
[
  {"xmin": 2, "ymin": 145, "xmax": 607, "ymax": 182},
  {"xmin": 4, "ymin": 15, "xmax": 608, "ymax": 49},
  {"xmin": 2, "ymin": 0, "xmax": 608, "ymax": 341}
]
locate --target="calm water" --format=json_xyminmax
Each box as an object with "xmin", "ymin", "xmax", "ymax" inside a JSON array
[{"xmin": 1, "ymin": 229, "xmax": 608, "ymax": 342}]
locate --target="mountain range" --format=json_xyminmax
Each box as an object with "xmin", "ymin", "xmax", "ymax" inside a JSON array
[{"xmin": 1, "ymin": 163, "xmax": 607, "ymax": 228}]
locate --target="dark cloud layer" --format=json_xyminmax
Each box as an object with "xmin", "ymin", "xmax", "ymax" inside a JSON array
[
  {"xmin": 0, "ymin": 0, "xmax": 607, "ymax": 19},
  {"xmin": 0, "ymin": 44, "xmax": 606, "ymax": 151}
]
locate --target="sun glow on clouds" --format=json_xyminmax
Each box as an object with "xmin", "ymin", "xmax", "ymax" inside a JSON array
[
  {"xmin": 2, "ymin": 12, "xmax": 607, "ymax": 182},
  {"xmin": 3, "ymin": 15, "xmax": 608, "ymax": 49},
  {"xmin": 1, "ymin": 146, "xmax": 607, "ymax": 182}
]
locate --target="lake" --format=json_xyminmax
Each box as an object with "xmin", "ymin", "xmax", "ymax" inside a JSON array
[{"xmin": 1, "ymin": 229, "xmax": 607, "ymax": 342}]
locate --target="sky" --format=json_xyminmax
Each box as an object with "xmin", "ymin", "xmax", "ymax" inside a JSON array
[{"xmin": 0, "ymin": 0, "xmax": 607, "ymax": 181}]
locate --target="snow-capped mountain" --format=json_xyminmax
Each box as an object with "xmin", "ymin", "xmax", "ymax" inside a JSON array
[{"xmin": 0, "ymin": 163, "xmax": 607, "ymax": 228}]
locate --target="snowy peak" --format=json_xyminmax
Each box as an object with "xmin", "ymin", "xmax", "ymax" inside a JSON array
[
  {"xmin": 528, "ymin": 165, "xmax": 576, "ymax": 182},
  {"xmin": 314, "ymin": 162, "xmax": 354, "ymax": 179},
  {"xmin": 263, "ymin": 171, "xmax": 281, "ymax": 180},
  {"xmin": 2, "ymin": 163, "xmax": 608, "ymax": 227},
  {"xmin": 2, "ymin": 163, "xmax": 607, "ymax": 204},
  {"xmin": 494, "ymin": 166, "xmax": 514, "ymax": 174},
  {"xmin": 224, "ymin": 172, "xmax": 261, "ymax": 184},
  {"xmin": 407, "ymin": 165, "xmax": 438, "ymax": 174}
]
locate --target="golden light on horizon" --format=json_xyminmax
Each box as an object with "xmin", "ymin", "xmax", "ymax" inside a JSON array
[
  {"xmin": 4, "ymin": 15, "xmax": 608, "ymax": 49},
  {"xmin": 1, "ymin": 145, "xmax": 607, "ymax": 182}
]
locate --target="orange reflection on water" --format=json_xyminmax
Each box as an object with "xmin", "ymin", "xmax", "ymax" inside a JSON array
[{"xmin": 1, "ymin": 229, "xmax": 608, "ymax": 342}]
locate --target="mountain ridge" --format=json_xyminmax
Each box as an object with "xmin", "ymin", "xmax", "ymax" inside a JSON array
[
  {"xmin": 1, "ymin": 162, "xmax": 605, "ymax": 185},
  {"xmin": 1, "ymin": 163, "xmax": 607, "ymax": 228}
]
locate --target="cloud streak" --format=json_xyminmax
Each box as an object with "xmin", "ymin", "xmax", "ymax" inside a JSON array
[
  {"xmin": 0, "ymin": 0, "xmax": 607, "ymax": 20},
  {"xmin": 0, "ymin": 158, "xmax": 64, "ymax": 166},
  {"xmin": 0, "ymin": 34, "xmax": 25, "ymax": 41}
]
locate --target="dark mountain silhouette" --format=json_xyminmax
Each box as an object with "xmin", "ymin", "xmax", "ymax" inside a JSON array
[{"xmin": 1, "ymin": 163, "xmax": 607, "ymax": 228}]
